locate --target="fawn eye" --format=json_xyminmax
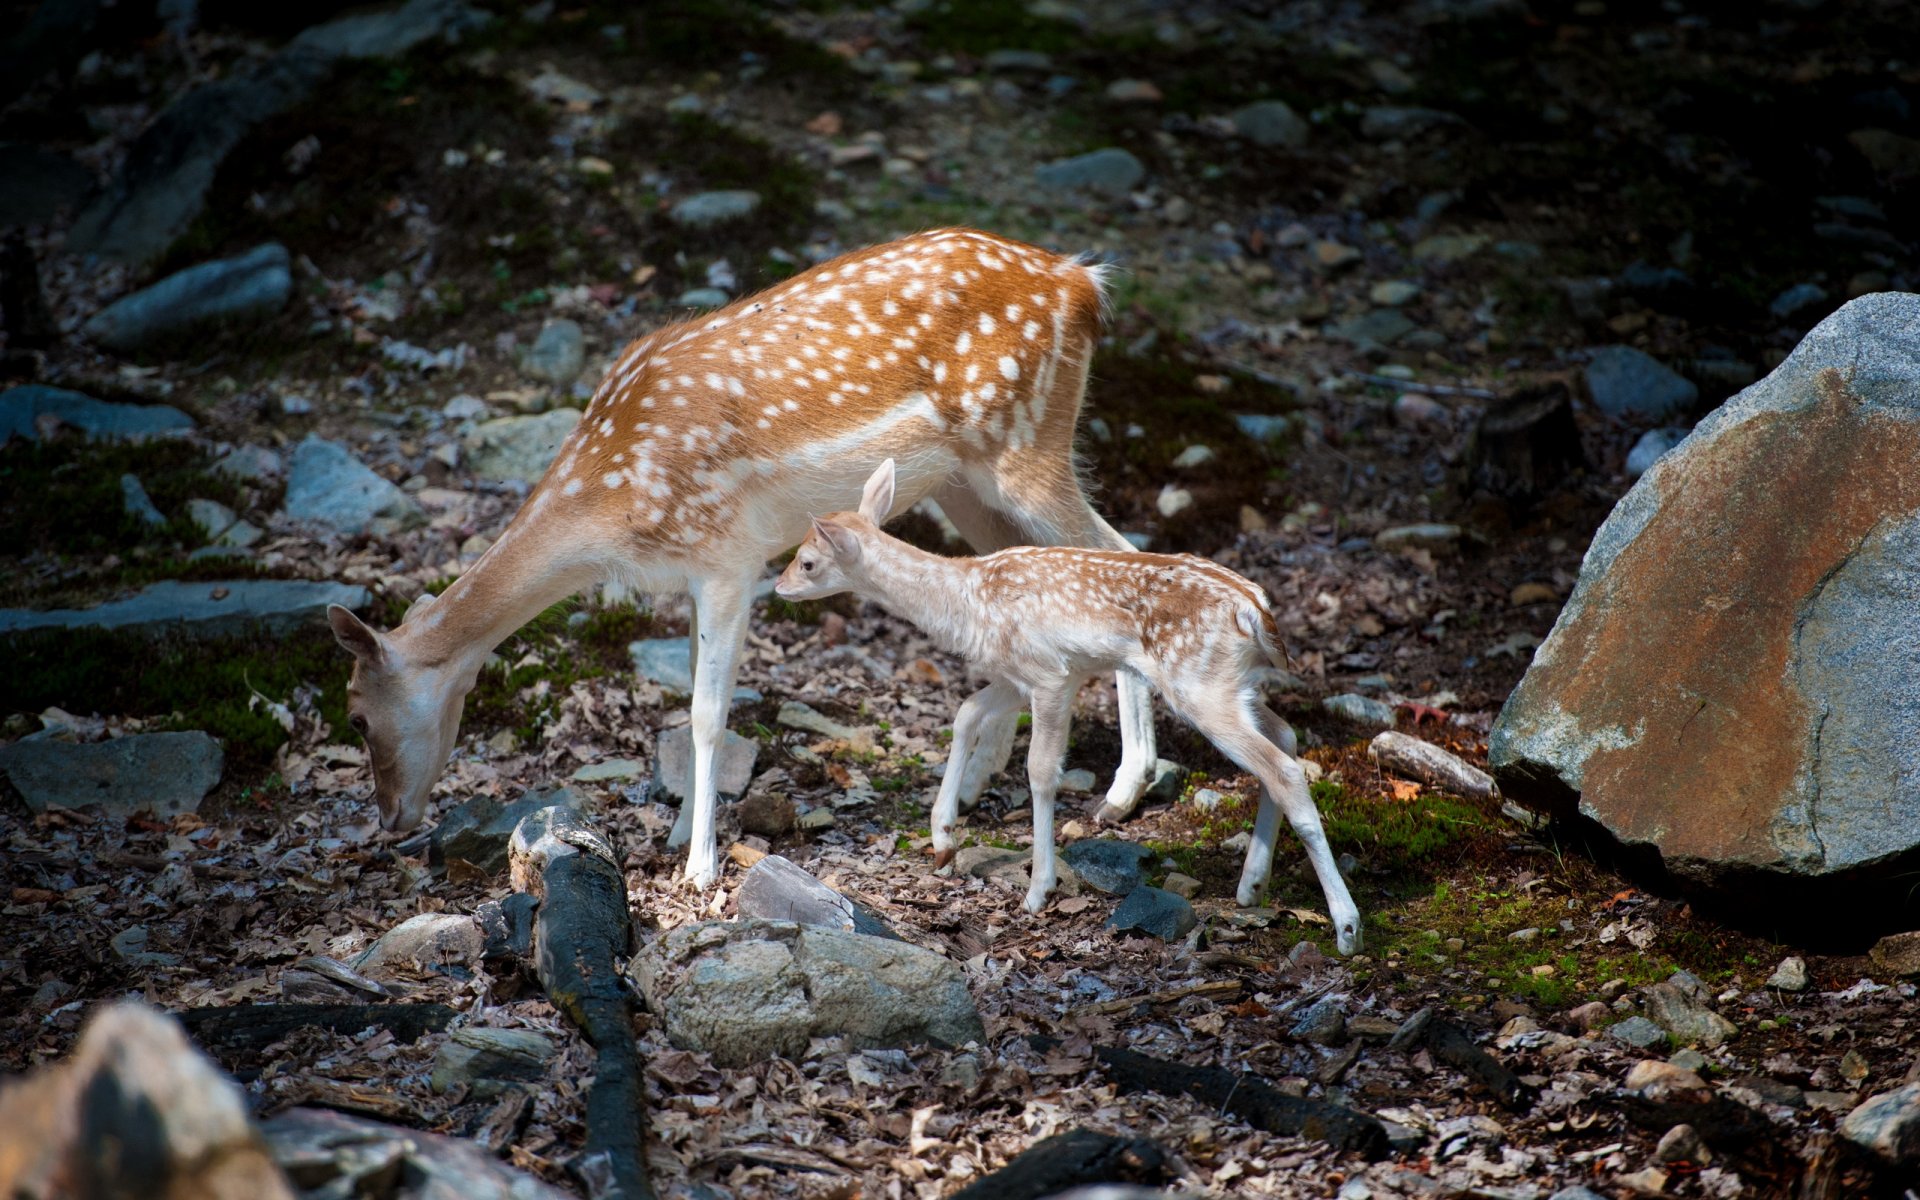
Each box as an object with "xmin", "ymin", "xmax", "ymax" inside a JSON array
[
  {"xmin": 802, "ymin": 560, "xmax": 815, "ymax": 572},
  {"xmin": 350, "ymin": 713, "xmax": 369, "ymax": 734}
]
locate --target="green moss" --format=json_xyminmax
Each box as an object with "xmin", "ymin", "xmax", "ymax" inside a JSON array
[
  {"xmin": 904, "ymin": 0, "xmax": 1079, "ymax": 56},
  {"xmin": 1312, "ymin": 780, "xmax": 1491, "ymax": 874},
  {"xmin": 463, "ymin": 601, "xmax": 653, "ymax": 741},
  {"xmin": 0, "ymin": 438, "xmax": 247, "ymax": 562}
]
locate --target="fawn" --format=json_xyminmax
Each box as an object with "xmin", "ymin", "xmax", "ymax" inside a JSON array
[
  {"xmin": 325, "ymin": 228, "xmax": 1161, "ymax": 890},
  {"xmin": 775, "ymin": 460, "xmax": 1363, "ymax": 955}
]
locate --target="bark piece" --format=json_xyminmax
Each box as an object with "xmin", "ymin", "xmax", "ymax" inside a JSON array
[
  {"xmin": 1368, "ymin": 731, "xmax": 1497, "ymax": 801},
  {"xmin": 947, "ymin": 1128, "xmax": 1170, "ymax": 1200},
  {"xmin": 1418, "ymin": 1015, "xmax": 1538, "ymax": 1111},
  {"xmin": 177, "ymin": 1002, "xmax": 456, "ymax": 1054},
  {"xmin": 509, "ymin": 804, "xmax": 655, "ymax": 1200}
]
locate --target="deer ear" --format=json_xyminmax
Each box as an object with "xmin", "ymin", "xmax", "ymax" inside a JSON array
[
  {"xmin": 812, "ymin": 517, "xmax": 862, "ymax": 563},
  {"xmin": 328, "ymin": 604, "xmax": 385, "ymax": 664},
  {"xmin": 857, "ymin": 458, "xmax": 897, "ymax": 524}
]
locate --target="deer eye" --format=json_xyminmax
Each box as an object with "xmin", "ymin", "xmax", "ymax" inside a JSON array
[
  {"xmin": 350, "ymin": 713, "xmax": 369, "ymax": 734},
  {"xmin": 802, "ymin": 559, "xmax": 815, "ymax": 572}
]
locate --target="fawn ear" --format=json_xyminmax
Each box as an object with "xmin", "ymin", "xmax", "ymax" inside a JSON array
[
  {"xmin": 811, "ymin": 517, "xmax": 862, "ymax": 563},
  {"xmin": 328, "ymin": 604, "xmax": 385, "ymax": 664},
  {"xmin": 857, "ymin": 458, "xmax": 897, "ymax": 524}
]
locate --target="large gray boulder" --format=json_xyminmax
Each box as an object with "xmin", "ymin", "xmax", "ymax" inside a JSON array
[
  {"xmin": 83, "ymin": 243, "xmax": 291, "ymax": 353},
  {"xmin": 1034, "ymin": 148, "xmax": 1144, "ymax": 197},
  {"xmin": 1, "ymin": 384, "xmax": 193, "ymax": 442},
  {"xmin": 0, "ymin": 579, "xmax": 370, "ymax": 639},
  {"xmin": 1492, "ymin": 294, "xmax": 1920, "ymax": 894},
  {"xmin": 284, "ymin": 436, "xmax": 426, "ymax": 535},
  {"xmin": 628, "ymin": 919, "xmax": 983, "ymax": 1066},
  {"xmin": 0, "ymin": 731, "xmax": 223, "ymax": 817}
]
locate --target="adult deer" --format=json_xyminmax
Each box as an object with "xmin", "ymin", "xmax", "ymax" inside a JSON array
[
  {"xmin": 327, "ymin": 228, "xmax": 1158, "ymax": 888},
  {"xmin": 775, "ymin": 460, "xmax": 1361, "ymax": 954}
]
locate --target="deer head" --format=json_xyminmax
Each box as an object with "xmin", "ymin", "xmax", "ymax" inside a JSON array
[
  {"xmin": 775, "ymin": 459, "xmax": 896, "ymax": 601},
  {"xmin": 327, "ymin": 597, "xmax": 474, "ymax": 832}
]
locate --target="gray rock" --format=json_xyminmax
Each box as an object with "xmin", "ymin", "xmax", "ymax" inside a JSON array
[
  {"xmin": 260, "ymin": 1106, "xmax": 570, "ymax": 1198},
  {"xmin": 1059, "ymin": 839, "xmax": 1154, "ymax": 895},
  {"xmin": 675, "ymin": 287, "xmax": 731, "ymax": 308},
  {"xmin": 0, "ymin": 579, "xmax": 369, "ymax": 640},
  {"xmin": 1549, "ymin": 1189, "xmax": 1611, "ymax": 1200},
  {"xmin": 522, "ymin": 318, "xmax": 583, "ymax": 385},
  {"xmin": 69, "ymin": 0, "xmax": 490, "ymax": 264},
  {"xmin": 213, "ymin": 444, "xmax": 282, "ymax": 482},
  {"xmin": 1869, "ymin": 930, "xmax": 1920, "ymax": 976},
  {"xmin": 571, "ymin": 759, "xmax": 642, "ymax": 783},
  {"xmin": 350, "ymin": 912, "xmax": 484, "ymax": 980},
  {"xmin": 430, "ymin": 1027, "xmax": 555, "ymax": 1097},
  {"xmin": 1375, "ymin": 523, "xmax": 1462, "ymax": 552},
  {"xmin": 777, "ymin": 700, "xmax": 858, "ymax": 740},
  {"xmin": 463, "ymin": 409, "xmax": 579, "ymax": 484},
  {"xmin": 1289, "ymin": 996, "xmax": 1347, "ymax": 1045},
  {"xmin": 1230, "ymin": 99, "xmax": 1309, "ymax": 148},
  {"xmin": 1840, "ymin": 1082, "xmax": 1920, "ymax": 1163},
  {"xmin": 284, "ymin": 436, "xmax": 426, "ymax": 535},
  {"xmin": 1034, "ymin": 148, "xmax": 1145, "ymax": 197},
  {"xmin": 1326, "ymin": 308, "xmax": 1416, "ymax": 348},
  {"xmin": 1492, "ymin": 295, "xmax": 1920, "ymax": 894},
  {"xmin": 121, "ymin": 474, "xmax": 167, "ymax": 527},
  {"xmin": 1771, "ymin": 282, "xmax": 1831, "ymax": 320},
  {"xmin": 1234, "ymin": 413, "xmax": 1293, "ymax": 445},
  {"xmin": 1322, "ymin": 693, "xmax": 1397, "ymax": 731},
  {"xmin": 1, "ymin": 385, "xmax": 193, "ymax": 443},
  {"xmin": 651, "ymin": 724, "xmax": 759, "ymax": 811},
  {"xmin": 185, "ymin": 497, "xmax": 239, "ymax": 539},
  {"xmin": 736, "ymin": 854, "xmax": 897, "ymax": 940},
  {"xmin": 1766, "ymin": 956, "xmax": 1810, "ymax": 991},
  {"xmin": 0, "ymin": 732, "xmax": 222, "ymax": 816},
  {"xmin": 1360, "ymin": 105, "xmax": 1461, "ymax": 139},
  {"xmin": 110, "ymin": 924, "xmax": 184, "ymax": 968},
  {"xmin": 1584, "ymin": 345, "xmax": 1699, "ymax": 420},
  {"xmin": 1609, "ymin": 1016, "xmax": 1669, "ymax": 1049},
  {"xmin": 628, "ymin": 918, "xmax": 984, "ymax": 1066},
  {"xmin": 1642, "ymin": 976, "xmax": 1737, "ymax": 1049},
  {"xmin": 983, "ymin": 49, "xmax": 1052, "ymax": 72},
  {"xmin": 1060, "ymin": 767, "xmax": 1096, "ymax": 793},
  {"xmin": 1669, "ymin": 1047, "xmax": 1710, "ymax": 1074},
  {"xmin": 83, "ymin": 243, "xmax": 290, "ymax": 353},
  {"xmin": 625, "ymin": 636, "xmax": 758, "ymax": 702},
  {"xmin": 0, "ymin": 143, "xmax": 94, "ymax": 226},
  {"xmin": 668, "ymin": 190, "xmax": 762, "ymax": 229},
  {"xmin": 1625, "ymin": 426, "xmax": 1689, "ymax": 478},
  {"xmin": 1106, "ymin": 885, "xmax": 1197, "ymax": 940},
  {"xmin": 1370, "ymin": 279, "xmax": 1422, "ymax": 306},
  {"xmin": 431, "ymin": 787, "xmax": 584, "ymax": 875}
]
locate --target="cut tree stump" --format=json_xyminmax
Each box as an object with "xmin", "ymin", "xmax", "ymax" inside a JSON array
[
  {"xmin": 509, "ymin": 803, "xmax": 655, "ymax": 1200},
  {"xmin": 1032, "ymin": 1036, "xmax": 1390, "ymax": 1159},
  {"xmin": 947, "ymin": 1128, "xmax": 1169, "ymax": 1200},
  {"xmin": 177, "ymin": 1002, "xmax": 456, "ymax": 1054}
]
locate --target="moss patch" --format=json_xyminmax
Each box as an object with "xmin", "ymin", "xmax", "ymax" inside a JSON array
[
  {"xmin": 462, "ymin": 601, "xmax": 654, "ymax": 741},
  {"xmin": 0, "ymin": 437, "xmax": 247, "ymax": 561}
]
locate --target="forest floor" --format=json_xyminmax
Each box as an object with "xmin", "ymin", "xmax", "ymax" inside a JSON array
[{"xmin": 4, "ymin": 1, "xmax": 1920, "ymax": 1197}]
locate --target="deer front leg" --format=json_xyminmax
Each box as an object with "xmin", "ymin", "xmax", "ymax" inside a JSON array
[
  {"xmin": 1023, "ymin": 681, "xmax": 1075, "ymax": 914},
  {"xmin": 932, "ymin": 679, "xmax": 1022, "ymax": 871},
  {"xmin": 682, "ymin": 573, "xmax": 754, "ymax": 889}
]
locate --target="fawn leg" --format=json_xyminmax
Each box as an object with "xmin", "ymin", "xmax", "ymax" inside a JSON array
[
  {"xmin": 1022, "ymin": 680, "xmax": 1075, "ymax": 914},
  {"xmin": 681, "ymin": 572, "xmax": 753, "ymax": 889},
  {"xmin": 931, "ymin": 679, "xmax": 1023, "ymax": 870}
]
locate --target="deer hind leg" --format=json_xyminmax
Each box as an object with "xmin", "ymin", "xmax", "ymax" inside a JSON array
[
  {"xmin": 930, "ymin": 678, "xmax": 1023, "ymax": 870},
  {"xmin": 1178, "ymin": 685, "xmax": 1362, "ymax": 956},
  {"xmin": 681, "ymin": 571, "xmax": 755, "ymax": 889},
  {"xmin": 1022, "ymin": 679, "xmax": 1077, "ymax": 914}
]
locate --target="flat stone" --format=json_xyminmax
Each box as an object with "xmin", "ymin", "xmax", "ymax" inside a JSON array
[
  {"xmin": 1, "ymin": 385, "xmax": 193, "ymax": 443},
  {"xmin": 0, "ymin": 579, "xmax": 370, "ymax": 640},
  {"xmin": 1234, "ymin": 413, "xmax": 1293, "ymax": 443},
  {"xmin": 284, "ymin": 436, "xmax": 426, "ymax": 535},
  {"xmin": 121, "ymin": 474, "xmax": 167, "ymax": 527},
  {"xmin": 350, "ymin": 912, "xmax": 484, "ymax": 981},
  {"xmin": 649, "ymin": 725, "xmax": 758, "ymax": 808},
  {"xmin": 430, "ymin": 787, "xmax": 585, "ymax": 875},
  {"xmin": 1642, "ymin": 977, "xmax": 1737, "ymax": 1049},
  {"xmin": 1411, "ymin": 233, "xmax": 1488, "ymax": 263},
  {"xmin": 1610, "ymin": 1016, "xmax": 1668, "ymax": 1049},
  {"xmin": 430, "ymin": 1027, "xmax": 556, "ymax": 1097},
  {"xmin": 1106, "ymin": 885, "xmax": 1197, "ymax": 941},
  {"xmin": 185, "ymin": 497, "xmax": 239, "ymax": 539},
  {"xmin": 571, "ymin": 759, "xmax": 643, "ymax": 783},
  {"xmin": 463, "ymin": 408, "xmax": 580, "ymax": 484},
  {"xmin": 1059, "ymin": 839, "xmax": 1154, "ymax": 895},
  {"xmin": 1375, "ymin": 523, "xmax": 1461, "ymax": 552},
  {"xmin": 669, "ymin": 190, "xmax": 762, "ymax": 229},
  {"xmin": 1327, "ymin": 309, "xmax": 1416, "ymax": 348},
  {"xmin": 1771, "ymin": 282, "xmax": 1831, "ymax": 321},
  {"xmin": 1144, "ymin": 758, "xmax": 1188, "ymax": 804},
  {"xmin": 983, "ymin": 49, "xmax": 1052, "ymax": 72},
  {"xmin": 1156, "ymin": 485, "xmax": 1194, "ymax": 517},
  {"xmin": 736, "ymin": 854, "xmax": 896, "ymax": 940},
  {"xmin": 1322, "ymin": 692, "xmax": 1397, "ymax": 731},
  {"xmin": 523, "ymin": 67, "xmax": 603, "ymax": 107},
  {"xmin": 628, "ymin": 918, "xmax": 984, "ymax": 1066},
  {"xmin": 0, "ymin": 731, "xmax": 222, "ymax": 816},
  {"xmin": 1491, "ymin": 295, "xmax": 1920, "ymax": 896},
  {"xmin": 1170, "ymin": 444, "xmax": 1215, "ymax": 469},
  {"xmin": 1105, "ymin": 79, "xmax": 1162, "ymax": 104},
  {"xmin": 523, "ymin": 318, "xmax": 584, "ymax": 385},
  {"xmin": 1766, "ymin": 956, "xmax": 1810, "ymax": 991},
  {"xmin": 1230, "ymin": 99, "xmax": 1309, "ymax": 148},
  {"xmin": 675, "ymin": 287, "xmax": 730, "ymax": 308},
  {"xmin": 213, "ymin": 444, "xmax": 282, "ymax": 481},
  {"xmin": 1059, "ymin": 768, "xmax": 1096, "ymax": 793},
  {"xmin": 777, "ymin": 700, "xmax": 858, "ymax": 740},
  {"xmin": 1360, "ymin": 105, "xmax": 1459, "ymax": 139},
  {"xmin": 627, "ymin": 636, "xmax": 760, "ymax": 702},
  {"xmin": 1840, "ymin": 1082, "xmax": 1920, "ymax": 1163},
  {"xmin": 83, "ymin": 243, "xmax": 290, "ymax": 353},
  {"xmin": 1584, "ymin": 345, "xmax": 1699, "ymax": 421},
  {"xmin": 1161, "ymin": 871, "xmax": 1201, "ymax": 899},
  {"xmin": 1290, "ymin": 996, "xmax": 1347, "ymax": 1045},
  {"xmin": 1312, "ymin": 239, "xmax": 1362, "ymax": 270},
  {"xmin": 1869, "ymin": 931, "xmax": 1920, "ymax": 976},
  {"xmin": 1625, "ymin": 426, "xmax": 1689, "ymax": 478},
  {"xmin": 1370, "ymin": 280, "xmax": 1422, "ymax": 306},
  {"xmin": 1034, "ymin": 148, "xmax": 1144, "ymax": 197}
]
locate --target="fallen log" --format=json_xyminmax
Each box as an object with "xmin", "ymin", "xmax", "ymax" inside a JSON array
[
  {"xmin": 1032, "ymin": 1037, "xmax": 1390, "ymax": 1159},
  {"xmin": 947, "ymin": 1128, "xmax": 1169, "ymax": 1200},
  {"xmin": 509, "ymin": 804, "xmax": 654, "ymax": 1200},
  {"xmin": 1389, "ymin": 1008, "xmax": 1536, "ymax": 1111},
  {"xmin": 177, "ymin": 1002, "xmax": 456, "ymax": 1054}
]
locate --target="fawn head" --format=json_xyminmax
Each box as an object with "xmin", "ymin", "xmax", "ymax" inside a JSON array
[
  {"xmin": 775, "ymin": 459, "xmax": 896, "ymax": 602},
  {"xmin": 327, "ymin": 597, "xmax": 471, "ymax": 832}
]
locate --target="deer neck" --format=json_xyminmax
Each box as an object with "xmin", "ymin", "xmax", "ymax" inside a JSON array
[
  {"xmin": 397, "ymin": 516, "xmax": 601, "ymax": 679},
  {"xmin": 852, "ymin": 537, "xmax": 982, "ymax": 656}
]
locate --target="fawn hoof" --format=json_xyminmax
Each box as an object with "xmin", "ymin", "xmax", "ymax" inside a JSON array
[
  {"xmin": 1334, "ymin": 918, "xmax": 1363, "ymax": 957},
  {"xmin": 932, "ymin": 846, "xmax": 955, "ymax": 870},
  {"xmin": 682, "ymin": 858, "xmax": 719, "ymax": 891}
]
